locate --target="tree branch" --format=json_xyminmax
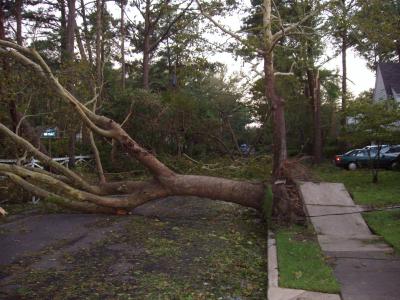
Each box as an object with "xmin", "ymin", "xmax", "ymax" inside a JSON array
[
  {"xmin": 195, "ymin": 0, "xmax": 264, "ymax": 55},
  {"xmin": 1, "ymin": 172, "xmax": 116, "ymax": 214},
  {"xmin": 0, "ymin": 123, "xmax": 97, "ymax": 193}
]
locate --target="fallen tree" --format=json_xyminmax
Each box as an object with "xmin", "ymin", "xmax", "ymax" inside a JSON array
[{"xmin": 0, "ymin": 40, "xmax": 265, "ymax": 214}]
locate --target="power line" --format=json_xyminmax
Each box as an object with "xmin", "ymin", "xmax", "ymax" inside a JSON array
[{"xmin": 307, "ymin": 205, "xmax": 400, "ymax": 218}]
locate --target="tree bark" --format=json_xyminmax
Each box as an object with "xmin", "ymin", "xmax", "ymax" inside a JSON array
[
  {"xmin": 341, "ymin": 31, "xmax": 347, "ymax": 127},
  {"xmin": 59, "ymin": 0, "xmax": 67, "ymax": 64},
  {"xmin": 75, "ymin": 25, "xmax": 87, "ymax": 62},
  {"xmin": 65, "ymin": 0, "xmax": 76, "ymax": 168},
  {"xmin": 15, "ymin": 0, "xmax": 22, "ymax": 46},
  {"xmin": 224, "ymin": 116, "xmax": 242, "ymax": 156},
  {"xmin": 143, "ymin": 8, "xmax": 151, "ymax": 90},
  {"xmin": 262, "ymin": 0, "xmax": 292, "ymax": 223},
  {"xmin": 307, "ymin": 69, "xmax": 322, "ymax": 163},
  {"xmin": 264, "ymin": 54, "xmax": 287, "ymax": 177},
  {"xmin": 262, "ymin": 0, "xmax": 287, "ymax": 178},
  {"xmin": 0, "ymin": 1, "xmax": 4, "ymax": 41},
  {"xmin": 67, "ymin": 129, "xmax": 76, "ymax": 168},
  {"xmin": 80, "ymin": 0, "xmax": 93, "ymax": 65},
  {"xmin": 120, "ymin": 0, "xmax": 126, "ymax": 90},
  {"xmin": 95, "ymin": 0, "xmax": 103, "ymax": 89},
  {"xmin": 66, "ymin": 0, "xmax": 76, "ymax": 58}
]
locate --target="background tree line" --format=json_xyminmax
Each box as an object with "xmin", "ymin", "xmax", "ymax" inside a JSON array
[{"xmin": 1, "ymin": 0, "xmax": 399, "ymax": 171}]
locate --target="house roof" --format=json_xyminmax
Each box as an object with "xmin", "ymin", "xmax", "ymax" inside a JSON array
[{"xmin": 378, "ymin": 63, "xmax": 400, "ymax": 96}]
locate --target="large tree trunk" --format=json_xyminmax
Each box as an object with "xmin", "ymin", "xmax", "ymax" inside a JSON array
[
  {"xmin": 142, "ymin": 0, "xmax": 151, "ymax": 90},
  {"xmin": 307, "ymin": 69, "xmax": 322, "ymax": 164},
  {"xmin": 143, "ymin": 34, "xmax": 151, "ymax": 90},
  {"xmin": 15, "ymin": 0, "xmax": 22, "ymax": 45},
  {"xmin": 263, "ymin": 52, "xmax": 287, "ymax": 177},
  {"xmin": 65, "ymin": 0, "xmax": 76, "ymax": 168},
  {"xmin": 95, "ymin": 0, "xmax": 103, "ymax": 89},
  {"xmin": 75, "ymin": 25, "xmax": 87, "ymax": 62},
  {"xmin": 59, "ymin": 0, "xmax": 67, "ymax": 64},
  {"xmin": 80, "ymin": 0, "xmax": 93, "ymax": 65},
  {"xmin": 120, "ymin": 0, "xmax": 126, "ymax": 90},
  {"xmin": 67, "ymin": 129, "xmax": 76, "ymax": 168},
  {"xmin": 66, "ymin": 0, "xmax": 76, "ymax": 58},
  {"xmin": 262, "ymin": 0, "xmax": 287, "ymax": 177},
  {"xmin": 341, "ymin": 33, "xmax": 347, "ymax": 127},
  {"xmin": 262, "ymin": 0, "xmax": 292, "ymax": 223}
]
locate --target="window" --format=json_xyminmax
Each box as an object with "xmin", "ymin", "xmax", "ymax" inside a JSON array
[{"xmin": 356, "ymin": 150, "xmax": 366, "ymax": 157}]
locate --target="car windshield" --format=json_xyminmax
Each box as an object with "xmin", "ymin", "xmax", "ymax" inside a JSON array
[{"xmin": 345, "ymin": 150, "xmax": 356, "ymax": 156}]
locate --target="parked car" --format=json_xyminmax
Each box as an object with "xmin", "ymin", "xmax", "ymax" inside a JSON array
[{"xmin": 334, "ymin": 148, "xmax": 399, "ymax": 170}]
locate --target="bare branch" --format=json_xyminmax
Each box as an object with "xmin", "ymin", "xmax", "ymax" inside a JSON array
[
  {"xmin": 271, "ymin": 2, "xmax": 328, "ymax": 44},
  {"xmin": 274, "ymin": 61, "xmax": 297, "ymax": 76},
  {"xmin": 195, "ymin": 0, "xmax": 264, "ymax": 55}
]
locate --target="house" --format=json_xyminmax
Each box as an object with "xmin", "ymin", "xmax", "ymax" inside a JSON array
[{"xmin": 373, "ymin": 63, "xmax": 400, "ymax": 102}]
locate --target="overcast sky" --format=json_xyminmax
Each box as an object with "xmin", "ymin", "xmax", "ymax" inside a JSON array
[
  {"xmin": 197, "ymin": 6, "xmax": 376, "ymax": 97},
  {"xmin": 210, "ymin": 48, "xmax": 375, "ymax": 96}
]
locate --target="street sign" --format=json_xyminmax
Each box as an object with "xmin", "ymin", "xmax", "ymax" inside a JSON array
[{"xmin": 41, "ymin": 128, "xmax": 57, "ymax": 139}]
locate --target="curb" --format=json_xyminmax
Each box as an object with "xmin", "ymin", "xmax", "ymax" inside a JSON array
[{"xmin": 267, "ymin": 231, "xmax": 341, "ymax": 300}]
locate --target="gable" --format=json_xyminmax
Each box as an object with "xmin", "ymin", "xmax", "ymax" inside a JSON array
[
  {"xmin": 379, "ymin": 63, "xmax": 400, "ymax": 97},
  {"xmin": 373, "ymin": 67, "xmax": 387, "ymax": 101}
]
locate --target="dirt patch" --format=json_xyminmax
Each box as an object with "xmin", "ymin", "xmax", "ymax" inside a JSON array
[{"xmin": 0, "ymin": 197, "xmax": 268, "ymax": 299}]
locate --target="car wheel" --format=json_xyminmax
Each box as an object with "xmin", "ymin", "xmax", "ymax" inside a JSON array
[
  {"xmin": 348, "ymin": 162, "xmax": 357, "ymax": 171},
  {"xmin": 391, "ymin": 161, "xmax": 398, "ymax": 170}
]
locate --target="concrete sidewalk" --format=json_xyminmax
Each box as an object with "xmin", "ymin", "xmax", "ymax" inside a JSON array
[{"xmin": 299, "ymin": 182, "xmax": 400, "ymax": 300}]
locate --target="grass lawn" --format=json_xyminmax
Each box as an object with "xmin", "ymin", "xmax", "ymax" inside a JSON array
[
  {"xmin": 313, "ymin": 164, "xmax": 400, "ymax": 206},
  {"xmin": 275, "ymin": 225, "xmax": 340, "ymax": 294},
  {"xmin": 363, "ymin": 210, "xmax": 400, "ymax": 253}
]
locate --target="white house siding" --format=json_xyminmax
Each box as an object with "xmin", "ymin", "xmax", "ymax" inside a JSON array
[
  {"xmin": 391, "ymin": 88, "xmax": 400, "ymax": 102},
  {"xmin": 373, "ymin": 67, "xmax": 388, "ymax": 101}
]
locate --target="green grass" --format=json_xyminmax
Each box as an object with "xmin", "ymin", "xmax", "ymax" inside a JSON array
[
  {"xmin": 363, "ymin": 210, "xmax": 400, "ymax": 253},
  {"xmin": 313, "ymin": 164, "xmax": 400, "ymax": 206},
  {"xmin": 275, "ymin": 225, "xmax": 340, "ymax": 294}
]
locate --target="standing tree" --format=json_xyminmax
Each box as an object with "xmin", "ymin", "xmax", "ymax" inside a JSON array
[
  {"xmin": 130, "ymin": 0, "xmax": 194, "ymax": 89},
  {"xmin": 354, "ymin": 0, "xmax": 400, "ymax": 65},
  {"xmin": 326, "ymin": 0, "xmax": 357, "ymax": 127},
  {"xmin": 196, "ymin": 0, "xmax": 326, "ymax": 221}
]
